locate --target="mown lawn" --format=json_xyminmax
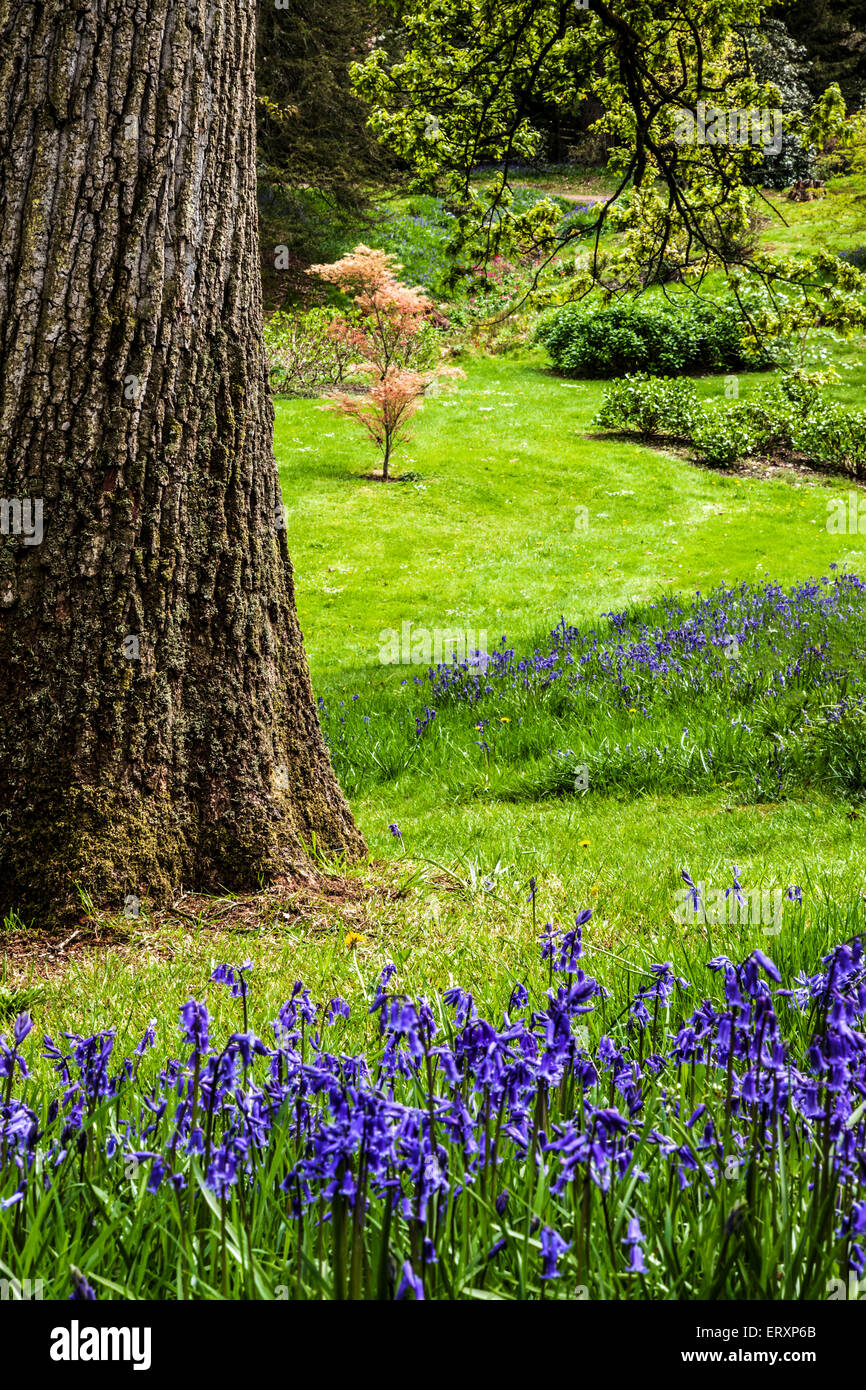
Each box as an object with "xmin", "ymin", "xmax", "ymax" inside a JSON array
[
  {"xmin": 279, "ymin": 352, "xmax": 866, "ymax": 679},
  {"xmin": 273, "ymin": 344, "xmax": 866, "ymax": 932}
]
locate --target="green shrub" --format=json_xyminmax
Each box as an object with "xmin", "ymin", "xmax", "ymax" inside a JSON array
[
  {"xmin": 691, "ymin": 402, "xmax": 758, "ymax": 469},
  {"xmin": 741, "ymin": 373, "xmax": 823, "ymax": 452},
  {"xmin": 594, "ymin": 374, "xmax": 700, "ymax": 438},
  {"xmin": 739, "ymin": 395, "xmax": 795, "ymax": 453},
  {"xmin": 792, "ymin": 403, "xmax": 866, "ymax": 480},
  {"xmin": 537, "ymin": 298, "xmax": 770, "ymax": 378},
  {"xmin": 746, "ymin": 375, "xmax": 866, "ymax": 479},
  {"xmin": 594, "ymin": 370, "xmax": 866, "ymax": 476}
]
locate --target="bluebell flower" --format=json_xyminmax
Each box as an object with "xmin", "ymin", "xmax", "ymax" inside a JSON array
[
  {"xmin": 725, "ymin": 867, "xmax": 746, "ymax": 907},
  {"xmin": 179, "ymin": 1000, "xmax": 210, "ymax": 1053},
  {"xmin": 622, "ymin": 1216, "xmax": 647, "ymax": 1272},
  {"xmin": 326, "ymin": 998, "xmax": 350, "ymax": 1025},
  {"xmin": 540, "ymin": 1226, "xmax": 571, "ymax": 1279},
  {"xmin": 12, "ymin": 1013, "xmax": 33, "ymax": 1046},
  {"xmin": 752, "ymin": 949, "xmax": 781, "ymax": 984},
  {"xmin": 681, "ymin": 869, "xmax": 701, "ymax": 913},
  {"xmin": 69, "ymin": 1268, "xmax": 97, "ymax": 1301},
  {"xmin": 395, "ymin": 1260, "xmax": 425, "ymax": 1300},
  {"xmin": 211, "ymin": 962, "xmax": 253, "ymax": 998},
  {"xmin": 509, "ymin": 982, "xmax": 529, "ymax": 1011}
]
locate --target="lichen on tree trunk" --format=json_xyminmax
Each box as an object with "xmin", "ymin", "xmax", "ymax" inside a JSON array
[{"xmin": 0, "ymin": 0, "xmax": 365, "ymax": 923}]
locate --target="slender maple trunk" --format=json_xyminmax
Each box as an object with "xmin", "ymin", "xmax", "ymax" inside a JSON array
[{"xmin": 0, "ymin": 0, "xmax": 364, "ymax": 923}]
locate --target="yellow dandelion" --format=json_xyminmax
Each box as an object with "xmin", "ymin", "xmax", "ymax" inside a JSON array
[
  {"xmin": 579, "ymin": 839, "xmax": 591, "ymax": 848},
  {"xmin": 344, "ymin": 931, "xmax": 368, "ymax": 950},
  {"xmin": 500, "ymin": 717, "xmax": 511, "ymax": 722}
]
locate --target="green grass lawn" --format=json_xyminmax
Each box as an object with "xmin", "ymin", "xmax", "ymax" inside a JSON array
[
  {"xmin": 274, "ymin": 347, "xmax": 866, "ymax": 929},
  {"xmin": 758, "ymin": 173, "xmax": 866, "ymax": 262},
  {"xmin": 279, "ymin": 351, "xmax": 866, "ymax": 680}
]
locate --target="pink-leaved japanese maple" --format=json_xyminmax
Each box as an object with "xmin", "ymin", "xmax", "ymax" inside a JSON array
[{"xmin": 310, "ymin": 245, "xmax": 462, "ymax": 479}]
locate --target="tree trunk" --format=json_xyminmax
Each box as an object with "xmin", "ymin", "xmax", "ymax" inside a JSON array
[{"xmin": 0, "ymin": 0, "xmax": 365, "ymax": 924}]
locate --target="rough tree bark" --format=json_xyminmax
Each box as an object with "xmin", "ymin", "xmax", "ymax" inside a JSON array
[{"xmin": 0, "ymin": 0, "xmax": 365, "ymax": 924}]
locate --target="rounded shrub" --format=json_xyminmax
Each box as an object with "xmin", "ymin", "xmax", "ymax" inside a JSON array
[
  {"xmin": 537, "ymin": 298, "xmax": 770, "ymax": 378},
  {"xmin": 792, "ymin": 404, "xmax": 866, "ymax": 480},
  {"xmin": 691, "ymin": 402, "xmax": 757, "ymax": 469},
  {"xmin": 594, "ymin": 373, "xmax": 700, "ymax": 438}
]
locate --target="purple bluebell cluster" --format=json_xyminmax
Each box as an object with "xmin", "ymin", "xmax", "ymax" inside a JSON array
[
  {"xmin": 424, "ymin": 574, "xmax": 866, "ymax": 709},
  {"xmin": 318, "ymin": 576, "xmax": 866, "ymax": 803},
  {"xmin": 2, "ymin": 897, "xmax": 866, "ymax": 1298}
]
